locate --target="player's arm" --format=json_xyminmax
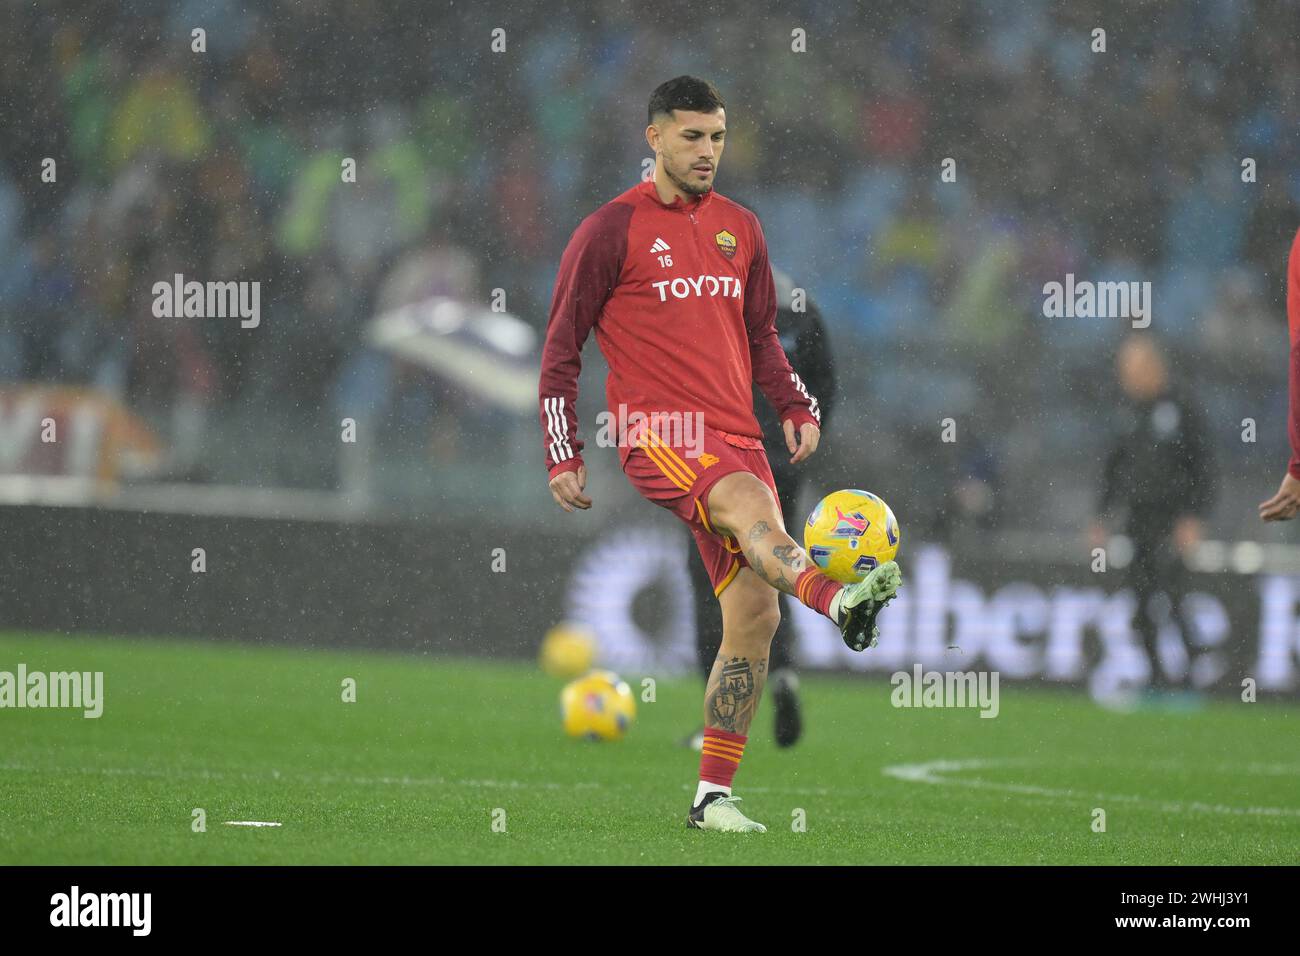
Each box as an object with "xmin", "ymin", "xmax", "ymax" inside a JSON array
[
  {"xmin": 540, "ymin": 210, "xmax": 624, "ymax": 511},
  {"xmin": 1090, "ymin": 439, "xmax": 1126, "ymax": 549},
  {"xmin": 743, "ymin": 216, "xmax": 822, "ymax": 464},
  {"xmin": 796, "ymin": 295, "xmax": 835, "ymax": 431},
  {"xmin": 1261, "ymin": 226, "xmax": 1300, "ymax": 521}
]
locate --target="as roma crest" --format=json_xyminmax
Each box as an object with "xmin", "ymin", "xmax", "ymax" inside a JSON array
[{"xmin": 714, "ymin": 229, "xmax": 737, "ymax": 260}]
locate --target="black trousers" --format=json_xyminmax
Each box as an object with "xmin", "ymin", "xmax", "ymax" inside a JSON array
[
  {"xmin": 1127, "ymin": 532, "xmax": 1196, "ymax": 688},
  {"xmin": 688, "ymin": 458, "xmax": 802, "ymax": 681}
]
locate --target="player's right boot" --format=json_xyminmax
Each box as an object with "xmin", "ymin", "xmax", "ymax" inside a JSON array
[
  {"xmin": 838, "ymin": 560, "xmax": 902, "ymax": 652},
  {"xmin": 686, "ymin": 792, "xmax": 768, "ymax": 833}
]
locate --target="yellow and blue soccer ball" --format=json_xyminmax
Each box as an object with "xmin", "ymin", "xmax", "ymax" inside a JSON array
[
  {"xmin": 560, "ymin": 670, "xmax": 636, "ymax": 741},
  {"xmin": 803, "ymin": 489, "xmax": 901, "ymax": 584}
]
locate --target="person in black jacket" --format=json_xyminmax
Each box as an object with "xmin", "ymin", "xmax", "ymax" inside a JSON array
[
  {"xmin": 684, "ymin": 265, "xmax": 836, "ymax": 748},
  {"xmin": 1089, "ymin": 332, "xmax": 1218, "ymax": 692}
]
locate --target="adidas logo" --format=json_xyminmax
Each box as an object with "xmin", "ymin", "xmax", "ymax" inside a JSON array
[{"xmin": 650, "ymin": 237, "xmax": 671, "ymax": 254}]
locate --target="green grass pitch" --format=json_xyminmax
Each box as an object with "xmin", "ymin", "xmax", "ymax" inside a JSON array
[{"xmin": 1, "ymin": 631, "xmax": 1297, "ymax": 865}]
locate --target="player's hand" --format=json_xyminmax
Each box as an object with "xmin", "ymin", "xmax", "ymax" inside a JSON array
[
  {"xmin": 783, "ymin": 420, "xmax": 820, "ymax": 464},
  {"xmin": 1173, "ymin": 515, "xmax": 1202, "ymax": 555},
  {"xmin": 550, "ymin": 463, "xmax": 592, "ymax": 512},
  {"xmin": 1260, "ymin": 471, "xmax": 1300, "ymax": 521}
]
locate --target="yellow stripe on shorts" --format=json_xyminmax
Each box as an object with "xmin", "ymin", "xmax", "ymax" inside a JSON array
[{"xmin": 638, "ymin": 439, "xmax": 693, "ymax": 492}]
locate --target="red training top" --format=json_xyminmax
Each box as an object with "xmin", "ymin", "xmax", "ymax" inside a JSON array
[{"xmin": 538, "ymin": 179, "xmax": 822, "ymax": 480}]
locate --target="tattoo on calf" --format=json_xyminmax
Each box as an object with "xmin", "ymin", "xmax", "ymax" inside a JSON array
[
  {"xmin": 705, "ymin": 655, "xmax": 765, "ymax": 734},
  {"xmin": 748, "ymin": 520, "xmax": 771, "ymax": 541},
  {"xmin": 772, "ymin": 544, "xmax": 806, "ymax": 572},
  {"xmin": 749, "ymin": 549, "xmax": 799, "ymax": 596}
]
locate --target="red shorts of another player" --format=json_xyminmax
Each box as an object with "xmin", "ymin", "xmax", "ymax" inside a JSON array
[{"xmin": 620, "ymin": 419, "xmax": 782, "ymax": 597}]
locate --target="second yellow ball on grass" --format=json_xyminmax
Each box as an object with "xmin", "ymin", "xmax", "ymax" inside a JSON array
[
  {"xmin": 538, "ymin": 623, "xmax": 596, "ymax": 678},
  {"xmin": 560, "ymin": 670, "xmax": 636, "ymax": 741}
]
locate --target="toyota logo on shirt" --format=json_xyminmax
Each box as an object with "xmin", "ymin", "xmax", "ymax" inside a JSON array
[{"xmin": 650, "ymin": 275, "xmax": 744, "ymax": 301}]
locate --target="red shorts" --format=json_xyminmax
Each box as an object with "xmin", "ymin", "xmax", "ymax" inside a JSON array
[{"xmin": 621, "ymin": 420, "xmax": 782, "ymax": 597}]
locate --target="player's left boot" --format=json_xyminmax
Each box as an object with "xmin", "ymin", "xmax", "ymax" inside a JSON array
[
  {"xmin": 686, "ymin": 792, "xmax": 768, "ymax": 833},
  {"xmin": 838, "ymin": 560, "xmax": 902, "ymax": 652}
]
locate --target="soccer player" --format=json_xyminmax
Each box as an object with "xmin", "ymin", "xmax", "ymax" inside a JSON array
[
  {"xmin": 682, "ymin": 265, "xmax": 836, "ymax": 751},
  {"xmin": 539, "ymin": 76, "xmax": 901, "ymax": 833},
  {"xmin": 1260, "ymin": 225, "xmax": 1300, "ymax": 521}
]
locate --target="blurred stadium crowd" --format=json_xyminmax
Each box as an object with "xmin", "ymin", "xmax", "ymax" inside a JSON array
[{"xmin": 1, "ymin": 0, "xmax": 1297, "ymax": 539}]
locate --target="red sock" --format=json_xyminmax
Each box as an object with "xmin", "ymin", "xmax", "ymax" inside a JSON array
[
  {"xmin": 795, "ymin": 567, "xmax": 842, "ymax": 620},
  {"xmin": 699, "ymin": 728, "xmax": 747, "ymax": 788}
]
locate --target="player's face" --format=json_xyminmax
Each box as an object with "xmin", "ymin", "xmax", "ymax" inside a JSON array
[
  {"xmin": 657, "ymin": 109, "xmax": 725, "ymax": 196},
  {"xmin": 1117, "ymin": 339, "xmax": 1166, "ymax": 400}
]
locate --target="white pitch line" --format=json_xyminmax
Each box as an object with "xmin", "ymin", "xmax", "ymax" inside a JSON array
[
  {"xmin": 10, "ymin": 758, "xmax": 1290, "ymax": 814},
  {"xmin": 0, "ymin": 761, "xmax": 838, "ymax": 796},
  {"xmin": 223, "ymin": 821, "xmax": 282, "ymax": 827},
  {"xmin": 882, "ymin": 758, "xmax": 1300, "ymax": 818}
]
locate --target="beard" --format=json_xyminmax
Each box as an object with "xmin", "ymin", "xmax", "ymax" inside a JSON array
[{"xmin": 667, "ymin": 161, "xmax": 714, "ymax": 197}]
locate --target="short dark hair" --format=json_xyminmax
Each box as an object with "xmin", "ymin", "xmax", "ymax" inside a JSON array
[{"xmin": 648, "ymin": 76, "xmax": 726, "ymax": 125}]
